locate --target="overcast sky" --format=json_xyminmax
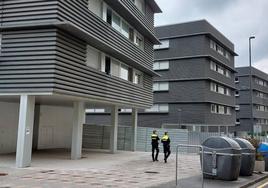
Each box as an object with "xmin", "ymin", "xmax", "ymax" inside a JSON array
[{"xmin": 155, "ymin": 0, "xmax": 268, "ymax": 73}]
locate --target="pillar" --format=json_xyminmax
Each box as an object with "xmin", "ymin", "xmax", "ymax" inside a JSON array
[
  {"xmin": 131, "ymin": 108, "xmax": 138, "ymax": 151},
  {"xmin": 71, "ymin": 101, "xmax": 85, "ymax": 160},
  {"xmin": 218, "ymin": 126, "xmax": 221, "ymax": 135},
  {"xmin": 110, "ymin": 106, "xmax": 118, "ymax": 153},
  {"xmin": 16, "ymin": 95, "xmax": 35, "ymax": 168},
  {"xmin": 226, "ymin": 126, "xmax": 229, "ymax": 135},
  {"xmin": 204, "ymin": 126, "xmax": 209, "ymax": 133}
]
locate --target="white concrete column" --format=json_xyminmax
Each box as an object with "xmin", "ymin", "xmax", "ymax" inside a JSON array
[
  {"xmin": 71, "ymin": 101, "xmax": 85, "ymax": 160},
  {"xmin": 226, "ymin": 126, "xmax": 229, "ymax": 135},
  {"xmin": 218, "ymin": 126, "xmax": 221, "ymax": 134},
  {"xmin": 110, "ymin": 106, "xmax": 118, "ymax": 154},
  {"xmin": 131, "ymin": 108, "xmax": 138, "ymax": 152},
  {"xmin": 193, "ymin": 126, "xmax": 196, "ymax": 132},
  {"xmin": 204, "ymin": 126, "xmax": 209, "ymax": 133},
  {"xmin": 16, "ymin": 95, "xmax": 35, "ymax": 168}
]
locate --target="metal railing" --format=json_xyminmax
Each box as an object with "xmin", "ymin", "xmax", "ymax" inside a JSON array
[{"xmin": 176, "ymin": 144, "xmax": 204, "ymax": 188}]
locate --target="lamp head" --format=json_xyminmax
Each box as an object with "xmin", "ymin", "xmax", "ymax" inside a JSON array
[{"xmin": 249, "ymin": 36, "xmax": 255, "ymax": 40}]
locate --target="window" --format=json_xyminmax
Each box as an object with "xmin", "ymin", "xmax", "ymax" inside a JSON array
[
  {"xmin": 153, "ymin": 82, "xmax": 169, "ymax": 91},
  {"xmin": 120, "ymin": 64, "xmax": 129, "ymax": 81},
  {"xmin": 134, "ymin": 31, "xmax": 144, "ymax": 49},
  {"xmin": 145, "ymin": 104, "xmax": 169, "ymax": 112},
  {"xmin": 255, "ymin": 77, "xmax": 267, "ymax": 87},
  {"xmin": 256, "ymin": 91, "xmax": 267, "ymax": 99},
  {"xmin": 120, "ymin": 109, "xmax": 132, "ymax": 113},
  {"xmin": 88, "ymin": 0, "xmax": 102, "ymax": 17},
  {"xmin": 86, "ymin": 109, "xmax": 105, "ymax": 113},
  {"xmin": 112, "ymin": 12, "xmax": 121, "ymax": 32},
  {"xmin": 211, "ymin": 104, "xmax": 231, "ymax": 115},
  {"xmin": 154, "ymin": 40, "xmax": 169, "ymax": 50},
  {"xmin": 121, "ymin": 21, "xmax": 130, "ymax": 38},
  {"xmin": 210, "ymin": 39, "xmax": 231, "ymax": 61},
  {"xmin": 153, "ymin": 61, "xmax": 169, "ymax": 70},
  {"xmin": 210, "ymin": 82, "xmax": 231, "ymax": 96},
  {"xmin": 131, "ymin": 0, "xmax": 145, "ymax": 14},
  {"xmin": 257, "ymin": 119, "xmax": 268, "ymax": 125},
  {"xmin": 210, "ymin": 61, "xmax": 231, "ymax": 78},
  {"xmin": 133, "ymin": 70, "xmax": 143, "ymax": 85},
  {"xmin": 105, "ymin": 56, "xmax": 111, "ymax": 75},
  {"xmin": 86, "ymin": 45, "xmax": 101, "ymax": 70},
  {"xmin": 103, "ymin": 3, "xmax": 144, "ymax": 50},
  {"xmin": 256, "ymin": 105, "xmax": 268, "ymax": 112},
  {"xmin": 235, "ymin": 105, "xmax": 240, "ymax": 111},
  {"xmin": 236, "ymin": 119, "xmax": 240, "ymax": 125}
]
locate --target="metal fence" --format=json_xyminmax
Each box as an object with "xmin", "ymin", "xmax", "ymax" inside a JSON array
[{"xmin": 82, "ymin": 125, "xmax": 223, "ymax": 152}]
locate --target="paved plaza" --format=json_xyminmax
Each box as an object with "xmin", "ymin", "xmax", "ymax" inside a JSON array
[
  {"xmin": 0, "ymin": 149, "xmax": 267, "ymax": 188},
  {"xmin": 0, "ymin": 149, "xmax": 201, "ymax": 188}
]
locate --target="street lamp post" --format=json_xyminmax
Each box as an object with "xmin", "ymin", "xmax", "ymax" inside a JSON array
[{"xmin": 249, "ymin": 36, "xmax": 255, "ymax": 134}]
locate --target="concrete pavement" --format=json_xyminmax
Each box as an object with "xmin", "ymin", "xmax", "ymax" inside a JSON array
[{"xmin": 0, "ymin": 149, "xmax": 267, "ymax": 188}]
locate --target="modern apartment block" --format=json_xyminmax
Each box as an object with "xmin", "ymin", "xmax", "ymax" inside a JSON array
[
  {"xmin": 87, "ymin": 20, "xmax": 237, "ymax": 132},
  {"xmin": 0, "ymin": 0, "xmax": 161, "ymax": 167},
  {"xmin": 234, "ymin": 67, "xmax": 268, "ymax": 134}
]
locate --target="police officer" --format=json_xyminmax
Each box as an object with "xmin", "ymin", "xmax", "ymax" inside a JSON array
[
  {"xmin": 151, "ymin": 130, "xmax": 159, "ymax": 162},
  {"xmin": 161, "ymin": 132, "xmax": 171, "ymax": 163}
]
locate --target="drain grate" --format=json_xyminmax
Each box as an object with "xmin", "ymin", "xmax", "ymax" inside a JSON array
[
  {"xmin": 0, "ymin": 173, "xmax": 8, "ymax": 176},
  {"xmin": 144, "ymin": 171, "xmax": 159, "ymax": 174}
]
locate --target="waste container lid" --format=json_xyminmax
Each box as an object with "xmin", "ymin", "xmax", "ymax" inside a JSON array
[
  {"xmin": 202, "ymin": 136, "xmax": 241, "ymax": 149},
  {"xmin": 233, "ymin": 138, "xmax": 255, "ymax": 150}
]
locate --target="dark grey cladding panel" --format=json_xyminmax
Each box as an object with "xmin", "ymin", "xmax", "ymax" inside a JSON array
[
  {"xmin": 154, "ymin": 35, "xmax": 207, "ymax": 60},
  {"xmin": 108, "ymin": 0, "xmax": 155, "ymax": 34},
  {"xmin": 0, "ymin": 28, "xmax": 153, "ymax": 108},
  {"xmin": 154, "ymin": 58, "xmax": 235, "ymax": 87},
  {"xmin": 56, "ymin": 0, "xmax": 154, "ymax": 73},
  {"xmin": 237, "ymin": 104, "xmax": 252, "ymax": 118},
  {"xmin": 153, "ymin": 80, "xmax": 235, "ymax": 106},
  {"xmin": 53, "ymin": 29, "xmax": 153, "ymax": 108},
  {"xmin": 229, "ymin": 119, "xmax": 252, "ymax": 132},
  {"xmin": 155, "ymin": 20, "xmax": 234, "ymax": 52},
  {"xmin": 1, "ymin": 0, "xmax": 155, "ymax": 75},
  {"xmin": 236, "ymin": 67, "xmax": 268, "ymax": 81},
  {"xmin": 253, "ymin": 110, "xmax": 268, "ymax": 119},
  {"xmin": 0, "ymin": 28, "xmax": 58, "ymax": 93},
  {"xmin": 87, "ymin": 103, "xmax": 235, "ymax": 127},
  {"xmin": 236, "ymin": 74, "xmax": 268, "ymax": 93},
  {"xmin": 236, "ymin": 90, "xmax": 251, "ymax": 104},
  {"xmin": 155, "ymin": 36, "xmax": 235, "ymax": 70}
]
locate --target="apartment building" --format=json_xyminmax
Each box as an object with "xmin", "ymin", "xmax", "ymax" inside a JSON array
[
  {"xmin": 0, "ymin": 0, "xmax": 161, "ymax": 167},
  {"xmin": 234, "ymin": 67, "xmax": 268, "ymax": 134},
  {"xmin": 87, "ymin": 20, "xmax": 237, "ymax": 132}
]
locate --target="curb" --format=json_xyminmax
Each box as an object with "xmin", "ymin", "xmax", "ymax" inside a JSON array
[{"xmin": 240, "ymin": 173, "xmax": 268, "ymax": 188}]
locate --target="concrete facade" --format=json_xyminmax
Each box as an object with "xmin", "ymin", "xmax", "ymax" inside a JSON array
[
  {"xmin": 86, "ymin": 20, "xmax": 237, "ymax": 131},
  {"xmin": 233, "ymin": 66, "xmax": 268, "ymax": 134},
  {"xmin": 0, "ymin": 0, "xmax": 161, "ymax": 167}
]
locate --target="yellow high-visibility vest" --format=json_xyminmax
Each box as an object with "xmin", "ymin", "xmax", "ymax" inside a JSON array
[
  {"xmin": 151, "ymin": 134, "xmax": 158, "ymax": 140},
  {"xmin": 161, "ymin": 135, "xmax": 169, "ymax": 141}
]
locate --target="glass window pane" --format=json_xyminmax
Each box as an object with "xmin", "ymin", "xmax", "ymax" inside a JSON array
[
  {"xmin": 153, "ymin": 62, "xmax": 159, "ymax": 70},
  {"xmin": 159, "ymin": 104, "xmax": 168, "ymax": 112},
  {"xmin": 120, "ymin": 64, "xmax": 129, "ymax": 80},
  {"xmin": 86, "ymin": 45, "xmax": 101, "ymax": 70},
  {"xmin": 159, "ymin": 82, "xmax": 169, "ymax": 90},
  {"xmin": 111, "ymin": 59, "xmax": 120, "ymax": 77},
  {"xmin": 122, "ymin": 21, "xmax": 129, "ymax": 38},
  {"xmin": 159, "ymin": 61, "xmax": 169, "ymax": 69},
  {"xmin": 112, "ymin": 13, "xmax": 121, "ymax": 32},
  {"xmin": 153, "ymin": 83, "xmax": 158, "ymax": 91}
]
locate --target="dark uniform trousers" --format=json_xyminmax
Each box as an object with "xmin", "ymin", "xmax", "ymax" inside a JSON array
[{"xmin": 151, "ymin": 134, "xmax": 159, "ymax": 161}]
